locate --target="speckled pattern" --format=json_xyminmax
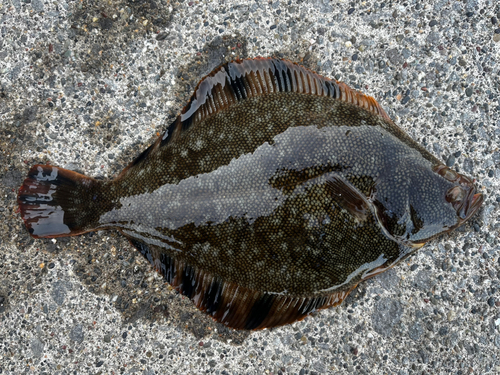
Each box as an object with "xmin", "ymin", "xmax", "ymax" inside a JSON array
[{"xmin": 18, "ymin": 59, "xmax": 482, "ymax": 329}]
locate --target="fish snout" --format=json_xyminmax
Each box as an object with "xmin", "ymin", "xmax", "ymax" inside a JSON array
[
  {"xmin": 436, "ymin": 165, "xmax": 482, "ymax": 222},
  {"xmin": 446, "ymin": 184, "xmax": 483, "ymax": 221}
]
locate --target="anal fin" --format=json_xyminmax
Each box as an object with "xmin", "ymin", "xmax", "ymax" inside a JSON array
[{"xmin": 125, "ymin": 236, "xmax": 353, "ymax": 329}]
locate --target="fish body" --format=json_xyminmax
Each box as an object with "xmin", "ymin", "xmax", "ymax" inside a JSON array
[{"xmin": 18, "ymin": 58, "xmax": 483, "ymax": 329}]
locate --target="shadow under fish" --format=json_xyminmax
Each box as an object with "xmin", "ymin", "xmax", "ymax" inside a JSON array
[{"xmin": 18, "ymin": 57, "xmax": 483, "ymax": 330}]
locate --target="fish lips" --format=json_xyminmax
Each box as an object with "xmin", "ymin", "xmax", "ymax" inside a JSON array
[
  {"xmin": 458, "ymin": 190, "xmax": 483, "ymax": 222},
  {"xmin": 446, "ymin": 185, "xmax": 483, "ymax": 224},
  {"xmin": 436, "ymin": 165, "xmax": 483, "ymax": 224}
]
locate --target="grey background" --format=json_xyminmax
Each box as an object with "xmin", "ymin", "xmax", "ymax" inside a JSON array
[{"xmin": 1, "ymin": 0, "xmax": 499, "ymax": 374}]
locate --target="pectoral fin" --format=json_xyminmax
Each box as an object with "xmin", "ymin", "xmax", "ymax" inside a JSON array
[{"xmin": 325, "ymin": 175, "xmax": 371, "ymax": 222}]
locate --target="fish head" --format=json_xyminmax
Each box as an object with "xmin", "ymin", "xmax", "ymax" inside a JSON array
[
  {"xmin": 402, "ymin": 165, "xmax": 483, "ymax": 245},
  {"xmin": 435, "ymin": 165, "xmax": 484, "ymax": 225},
  {"xmin": 375, "ymin": 163, "xmax": 483, "ymax": 246}
]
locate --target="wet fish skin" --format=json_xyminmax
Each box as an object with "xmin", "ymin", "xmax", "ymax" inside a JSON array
[{"xmin": 18, "ymin": 58, "xmax": 483, "ymax": 329}]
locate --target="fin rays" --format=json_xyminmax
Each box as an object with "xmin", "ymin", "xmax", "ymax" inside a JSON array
[
  {"xmin": 126, "ymin": 237, "xmax": 350, "ymax": 330},
  {"xmin": 156, "ymin": 57, "xmax": 390, "ymax": 151}
]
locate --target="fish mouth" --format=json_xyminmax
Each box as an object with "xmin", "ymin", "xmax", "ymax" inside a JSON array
[
  {"xmin": 457, "ymin": 191, "xmax": 483, "ymax": 223},
  {"xmin": 436, "ymin": 165, "xmax": 483, "ymax": 224}
]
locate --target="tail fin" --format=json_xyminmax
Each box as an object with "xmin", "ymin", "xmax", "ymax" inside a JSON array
[{"xmin": 18, "ymin": 165, "xmax": 103, "ymax": 238}]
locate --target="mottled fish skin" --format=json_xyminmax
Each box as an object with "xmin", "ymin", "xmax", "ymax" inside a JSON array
[{"xmin": 18, "ymin": 58, "xmax": 483, "ymax": 329}]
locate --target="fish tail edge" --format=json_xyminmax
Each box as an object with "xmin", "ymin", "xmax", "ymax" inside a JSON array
[{"xmin": 18, "ymin": 164, "xmax": 102, "ymax": 238}]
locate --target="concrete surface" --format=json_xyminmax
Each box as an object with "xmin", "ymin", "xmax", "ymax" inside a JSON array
[{"xmin": 1, "ymin": 0, "xmax": 499, "ymax": 374}]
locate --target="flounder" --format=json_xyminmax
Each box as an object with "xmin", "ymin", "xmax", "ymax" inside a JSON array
[{"xmin": 18, "ymin": 57, "xmax": 483, "ymax": 329}]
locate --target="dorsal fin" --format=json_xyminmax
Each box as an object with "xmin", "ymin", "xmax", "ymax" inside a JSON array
[
  {"xmin": 122, "ymin": 57, "xmax": 393, "ymax": 174},
  {"xmin": 168, "ymin": 58, "xmax": 390, "ymax": 144},
  {"xmin": 171, "ymin": 57, "xmax": 393, "ymax": 140}
]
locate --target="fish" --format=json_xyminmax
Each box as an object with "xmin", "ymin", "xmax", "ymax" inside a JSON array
[{"xmin": 18, "ymin": 57, "xmax": 483, "ymax": 330}]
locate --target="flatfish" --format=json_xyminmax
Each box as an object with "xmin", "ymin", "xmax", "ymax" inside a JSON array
[{"xmin": 18, "ymin": 57, "xmax": 483, "ymax": 329}]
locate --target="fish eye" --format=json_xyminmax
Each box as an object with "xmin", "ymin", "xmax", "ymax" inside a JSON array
[{"xmin": 446, "ymin": 186, "xmax": 465, "ymax": 203}]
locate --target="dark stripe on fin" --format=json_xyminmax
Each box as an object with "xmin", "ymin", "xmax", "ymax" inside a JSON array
[
  {"xmin": 126, "ymin": 237, "xmax": 178, "ymax": 284},
  {"xmin": 203, "ymin": 279, "xmax": 223, "ymax": 315},
  {"xmin": 128, "ymin": 238, "xmax": 154, "ymax": 264},
  {"xmin": 181, "ymin": 113, "xmax": 194, "ymax": 132},
  {"xmin": 160, "ymin": 253, "xmax": 176, "ymax": 283},
  {"xmin": 272, "ymin": 59, "xmax": 286, "ymax": 92},
  {"xmin": 244, "ymin": 293, "xmax": 275, "ymax": 330},
  {"xmin": 230, "ymin": 66, "xmax": 247, "ymax": 100},
  {"xmin": 180, "ymin": 265, "xmax": 195, "ymax": 298}
]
